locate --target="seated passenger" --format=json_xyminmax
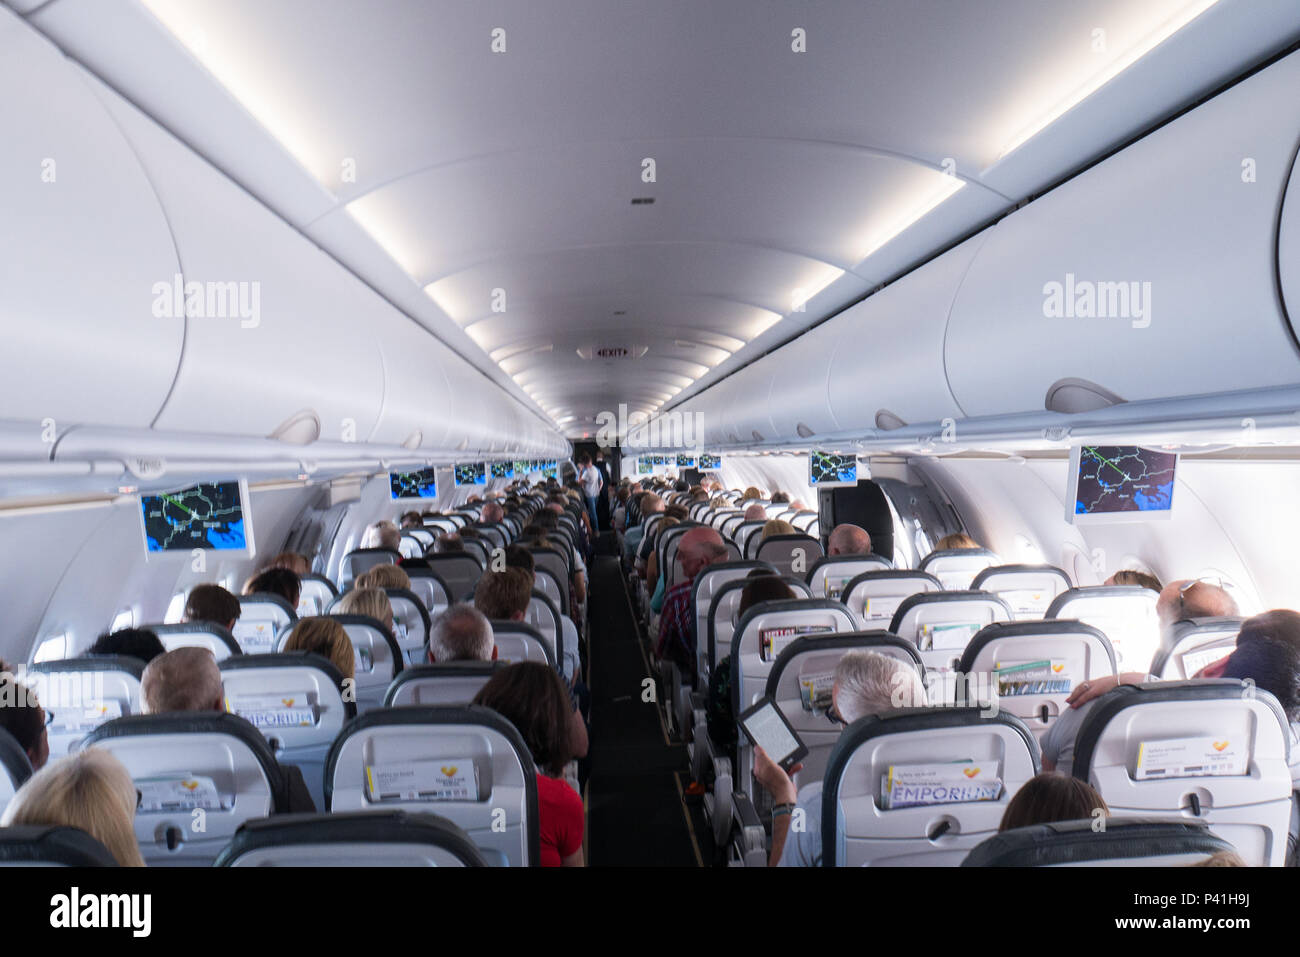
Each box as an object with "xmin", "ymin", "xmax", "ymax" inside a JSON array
[
  {"xmin": 355, "ymin": 563, "xmax": 412, "ymax": 592},
  {"xmin": 1042, "ymin": 607, "xmax": 1295, "ymax": 777},
  {"xmin": 743, "ymin": 503, "xmax": 767, "ymax": 522},
  {"xmin": 1189, "ymin": 850, "xmax": 1246, "ymax": 867},
  {"xmin": 143, "ymin": 648, "xmax": 318, "ymax": 812},
  {"xmin": 742, "ymin": 486, "xmax": 763, "ymax": 502},
  {"xmin": 242, "ymin": 566, "xmax": 301, "ymax": 610},
  {"xmin": 623, "ymin": 492, "xmax": 663, "ymax": 565},
  {"xmin": 360, "ymin": 520, "xmax": 401, "ymax": 551},
  {"xmin": 282, "ymin": 617, "xmax": 356, "ymax": 681},
  {"xmin": 1156, "ymin": 578, "xmax": 1239, "ymax": 634},
  {"xmin": 770, "ymin": 491, "xmax": 790, "ymax": 505},
  {"xmin": 504, "ymin": 544, "xmax": 536, "ymax": 579},
  {"xmin": 266, "ymin": 552, "xmax": 312, "ymax": 577},
  {"xmin": 1, "ymin": 748, "xmax": 143, "ymax": 866},
  {"xmin": 87, "ymin": 627, "xmax": 165, "ymax": 665},
  {"xmin": 753, "ymin": 651, "xmax": 928, "ymax": 866},
  {"xmin": 481, "ymin": 501, "xmax": 505, "ymax": 525},
  {"xmin": 428, "ymin": 603, "xmax": 495, "ymax": 662},
  {"xmin": 760, "ymin": 519, "xmax": 796, "ymax": 540},
  {"xmin": 337, "ymin": 587, "xmax": 395, "ymax": 636},
  {"xmin": 0, "ymin": 673, "xmax": 49, "ymax": 770},
  {"xmin": 1105, "ymin": 569, "xmax": 1162, "ymax": 591},
  {"xmin": 184, "ymin": 583, "xmax": 240, "ymax": 632},
  {"xmin": 646, "ymin": 516, "xmax": 681, "ymax": 599},
  {"xmin": 999, "ymin": 774, "xmax": 1109, "ymax": 831},
  {"xmin": 473, "ymin": 663, "xmax": 587, "ymax": 867},
  {"xmin": 399, "ymin": 511, "xmax": 424, "ymax": 529},
  {"xmin": 935, "ymin": 532, "xmax": 980, "ymax": 550},
  {"xmin": 827, "ymin": 523, "xmax": 872, "ymax": 556},
  {"xmin": 141, "ymin": 647, "xmax": 223, "ymax": 713},
  {"xmin": 435, "ymin": 533, "xmax": 465, "ymax": 553},
  {"xmin": 655, "ymin": 528, "xmax": 729, "ymax": 676}
]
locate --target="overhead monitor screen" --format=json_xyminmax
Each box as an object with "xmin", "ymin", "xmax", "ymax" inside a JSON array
[
  {"xmin": 389, "ymin": 468, "xmax": 438, "ymax": 501},
  {"xmin": 454, "ymin": 462, "xmax": 486, "ymax": 487},
  {"xmin": 140, "ymin": 481, "xmax": 252, "ymax": 555},
  {"xmin": 490, "ymin": 461, "xmax": 514, "ymax": 479},
  {"xmin": 1068, "ymin": 445, "xmax": 1177, "ymax": 523},
  {"xmin": 676, "ymin": 453, "xmax": 695, "ymax": 468},
  {"xmin": 513, "ymin": 460, "xmax": 532, "ymax": 475},
  {"xmin": 637, "ymin": 459, "xmax": 653, "ymax": 475},
  {"xmin": 809, "ymin": 451, "xmax": 857, "ymax": 487},
  {"xmin": 698, "ymin": 454, "xmax": 721, "ymax": 469},
  {"xmin": 651, "ymin": 454, "xmax": 668, "ymax": 466}
]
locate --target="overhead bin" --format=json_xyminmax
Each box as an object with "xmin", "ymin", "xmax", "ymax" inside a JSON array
[
  {"xmin": 0, "ymin": 13, "xmax": 183, "ymax": 429},
  {"xmin": 9, "ymin": 17, "xmax": 566, "ymax": 460},
  {"xmin": 945, "ymin": 50, "xmax": 1300, "ymax": 418}
]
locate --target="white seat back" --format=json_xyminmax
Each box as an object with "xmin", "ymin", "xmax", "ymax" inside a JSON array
[
  {"xmin": 841, "ymin": 570, "xmax": 943, "ymax": 627},
  {"xmin": 524, "ymin": 592, "xmax": 562, "ymax": 664},
  {"xmin": 888, "ymin": 591, "xmax": 1013, "ymax": 678},
  {"xmin": 1046, "ymin": 585, "xmax": 1160, "ymax": 673},
  {"xmin": 324, "ymin": 706, "xmax": 539, "ymax": 866},
  {"xmin": 277, "ymin": 615, "xmax": 400, "ymax": 715},
  {"xmin": 84, "ymin": 713, "xmax": 284, "ymax": 866},
  {"xmin": 691, "ymin": 561, "xmax": 777, "ymax": 681},
  {"xmin": 405, "ymin": 569, "xmax": 452, "ymax": 616},
  {"xmin": 215, "ymin": 811, "xmax": 488, "ymax": 866},
  {"xmin": 754, "ymin": 534, "xmax": 824, "ymax": 577},
  {"xmin": 339, "ymin": 548, "xmax": 401, "ymax": 591},
  {"xmin": 970, "ymin": 564, "xmax": 1072, "ymax": 619},
  {"xmin": 706, "ymin": 576, "xmax": 812, "ymax": 673},
  {"xmin": 384, "ymin": 663, "xmax": 505, "ymax": 708},
  {"xmin": 956, "ymin": 620, "xmax": 1117, "ymax": 742},
  {"xmin": 219, "ymin": 652, "xmax": 355, "ymax": 811},
  {"xmin": 386, "ymin": 588, "xmax": 432, "ymax": 666},
  {"xmin": 298, "ymin": 574, "xmax": 339, "ymax": 617},
  {"xmin": 487, "ymin": 621, "xmax": 555, "ymax": 669},
  {"xmin": 1073, "ymin": 680, "xmax": 1293, "ymax": 867},
  {"xmin": 919, "ymin": 548, "xmax": 1000, "ymax": 590},
  {"xmin": 28, "ymin": 657, "xmax": 144, "ymax": 759},
  {"xmin": 426, "ymin": 554, "xmax": 486, "ymax": 603},
  {"xmin": 235, "ymin": 595, "xmax": 297, "ymax": 655},
  {"xmin": 824, "ymin": 708, "xmax": 1040, "ymax": 866},
  {"xmin": 148, "ymin": 622, "xmax": 241, "ymax": 662},
  {"xmin": 806, "ymin": 555, "xmax": 893, "ymax": 599},
  {"xmin": 1150, "ymin": 617, "xmax": 1245, "ymax": 679}
]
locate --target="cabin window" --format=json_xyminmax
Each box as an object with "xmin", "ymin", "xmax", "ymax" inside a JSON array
[
  {"xmin": 32, "ymin": 632, "xmax": 68, "ymax": 664},
  {"xmin": 110, "ymin": 608, "xmax": 135, "ymax": 632},
  {"xmin": 164, "ymin": 592, "xmax": 187, "ymax": 624}
]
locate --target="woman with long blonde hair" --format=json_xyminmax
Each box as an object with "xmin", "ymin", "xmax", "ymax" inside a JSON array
[
  {"xmin": 2, "ymin": 747, "xmax": 144, "ymax": 866},
  {"xmin": 283, "ymin": 616, "xmax": 356, "ymax": 680}
]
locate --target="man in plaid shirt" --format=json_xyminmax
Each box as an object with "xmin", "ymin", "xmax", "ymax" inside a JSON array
[{"xmin": 656, "ymin": 527, "xmax": 729, "ymax": 679}]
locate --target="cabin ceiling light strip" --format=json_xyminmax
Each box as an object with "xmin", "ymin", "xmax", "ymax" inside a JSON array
[
  {"xmin": 997, "ymin": 0, "xmax": 1223, "ymax": 160},
  {"xmin": 856, "ymin": 173, "xmax": 965, "ymax": 262}
]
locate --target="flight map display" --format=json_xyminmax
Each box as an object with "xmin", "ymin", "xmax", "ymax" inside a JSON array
[
  {"xmin": 141, "ymin": 482, "xmax": 248, "ymax": 552},
  {"xmin": 454, "ymin": 462, "xmax": 486, "ymax": 486},
  {"xmin": 1074, "ymin": 446, "xmax": 1177, "ymax": 516},
  {"xmin": 389, "ymin": 469, "xmax": 438, "ymax": 501},
  {"xmin": 809, "ymin": 451, "xmax": 857, "ymax": 486}
]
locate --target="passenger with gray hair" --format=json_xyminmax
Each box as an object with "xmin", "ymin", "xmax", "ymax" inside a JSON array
[
  {"xmin": 752, "ymin": 650, "xmax": 928, "ymax": 867},
  {"xmin": 141, "ymin": 647, "xmax": 224, "ymax": 713},
  {"xmin": 428, "ymin": 602, "xmax": 495, "ymax": 663},
  {"xmin": 361, "ymin": 520, "xmax": 401, "ymax": 552},
  {"xmin": 827, "ymin": 523, "xmax": 872, "ymax": 556}
]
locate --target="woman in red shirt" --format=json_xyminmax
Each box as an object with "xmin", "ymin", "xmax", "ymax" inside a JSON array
[{"xmin": 474, "ymin": 663, "xmax": 585, "ymax": 866}]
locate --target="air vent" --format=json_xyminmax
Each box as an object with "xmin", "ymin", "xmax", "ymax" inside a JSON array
[
  {"xmin": 401, "ymin": 431, "xmax": 423, "ymax": 450},
  {"xmin": 631, "ymin": 197, "xmax": 655, "ymax": 205},
  {"xmin": 1044, "ymin": 378, "xmax": 1127, "ymax": 414},
  {"xmin": 875, "ymin": 410, "xmax": 907, "ymax": 431},
  {"xmin": 751, "ymin": 430, "xmax": 764, "ymax": 442},
  {"xmin": 268, "ymin": 409, "xmax": 321, "ymax": 445},
  {"xmin": 795, "ymin": 422, "xmax": 815, "ymax": 438}
]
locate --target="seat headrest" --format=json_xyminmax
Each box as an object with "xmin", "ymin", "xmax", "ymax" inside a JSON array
[
  {"xmin": 0, "ymin": 825, "xmax": 119, "ymax": 866},
  {"xmin": 30, "ymin": 655, "xmax": 146, "ymax": 679},
  {"xmin": 214, "ymin": 810, "xmax": 488, "ymax": 867},
  {"xmin": 961, "ymin": 817, "xmax": 1236, "ymax": 867},
  {"xmin": 148, "ymin": 622, "xmax": 242, "ymax": 657}
]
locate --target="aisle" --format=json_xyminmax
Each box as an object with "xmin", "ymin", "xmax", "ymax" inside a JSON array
[{"xmin": 584, "ymin": 543, "xmax": 701, "ymax": 866}]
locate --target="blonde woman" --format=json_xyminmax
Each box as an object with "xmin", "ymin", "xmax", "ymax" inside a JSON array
[
  {"xmin": 2, "ymin": 747, "xmax": 144, "ymax": 866},
  {"xmin": 935, "ymin": 532, "xmax": 980, "ymax": 550},
  {"xmin": 283, "ymin": 617, "xmax": 355, "ymax": 681},
  {"xmin": 337, "ymin": 587, "xmax": 395, "ymax": 636},
  {"xmin": 761, "ymin": 519, "xmax": 797, "ymax": 540},
  {"xmin": 355, "ymin": 564, "xmax": 411, "ymax": 592}
]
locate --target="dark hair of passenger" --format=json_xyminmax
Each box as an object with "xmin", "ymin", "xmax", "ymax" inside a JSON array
[
  {"xmin": 999, "ymin": 774, "xmax": 1109, "ymax": 832},
  {"xmin": 87, "ymin": 628, "xmax": 166, "ymax": 665},
  {"xmin": 664, "ymin": 504, "xmax": 689, "ymax": 521},
  {"xmin": 473, "ymin": 662, "xmax": 574, "ymax": 776},
  {"xmin": 532, "ymin": 510, "xmax": 559, "ymax": 530},
  {"xmin": 244, "ymin": 566, "xmax": 301, "ymax": 608},
  {"xmin": 435, "ymin": 533, "xmax": 465, "ymax": 553},
  {"xmin": 0, "ymin": 673, "xmax": 45, "ymax": 762},
  {"xmin": 738, "ymin": 575, "xmax": 796, "ymax": 617},
  {"xmin": 673, "ymin": 479, "xmax": 689, "ymax": 493},
  {"xmin": 504, "ymin": 544, "xmax": 536, "ymax": 577},
  {"xmin": 1221, "ymin": 623, "xmax": 1300, "ymax": 721},
  {"xmin": 474, "ymin": 567, "xmax": 532, "ymax": 620},
  {"xmin": 770, "ymin": 491, "xmax": 790, "ymax": 504},
  {"xmin": 184, "ymin": 583, "xmax": 241, "ymax": 627}
]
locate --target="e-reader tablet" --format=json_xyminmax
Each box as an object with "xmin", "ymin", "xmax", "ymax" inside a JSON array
[{"xmin": 738, "ymin": 696, "xmax": 808, "ymax": 772}]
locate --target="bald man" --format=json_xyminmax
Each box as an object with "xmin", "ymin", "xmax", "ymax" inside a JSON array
[
  {"xmin": 743, "ymin": 503, "xmax": 766, "ymax": 522},
  {"xmin": 141, "ymin": 647, "xmax": 224, "ymax": 713},
  {"xmin": 481, "ymin": 501, "xmax": 505, "ymax": 525},
  {"xmin": 1156, "ymin": 578, "xmax": 1239, "ymax": 629},
  {"xmin": 827, "ymin": 523, "xmax": 872, "ymax": 556},
  {"xmin": 656, "ymin": 527, "xmax": 728, "ymax": 676}
]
